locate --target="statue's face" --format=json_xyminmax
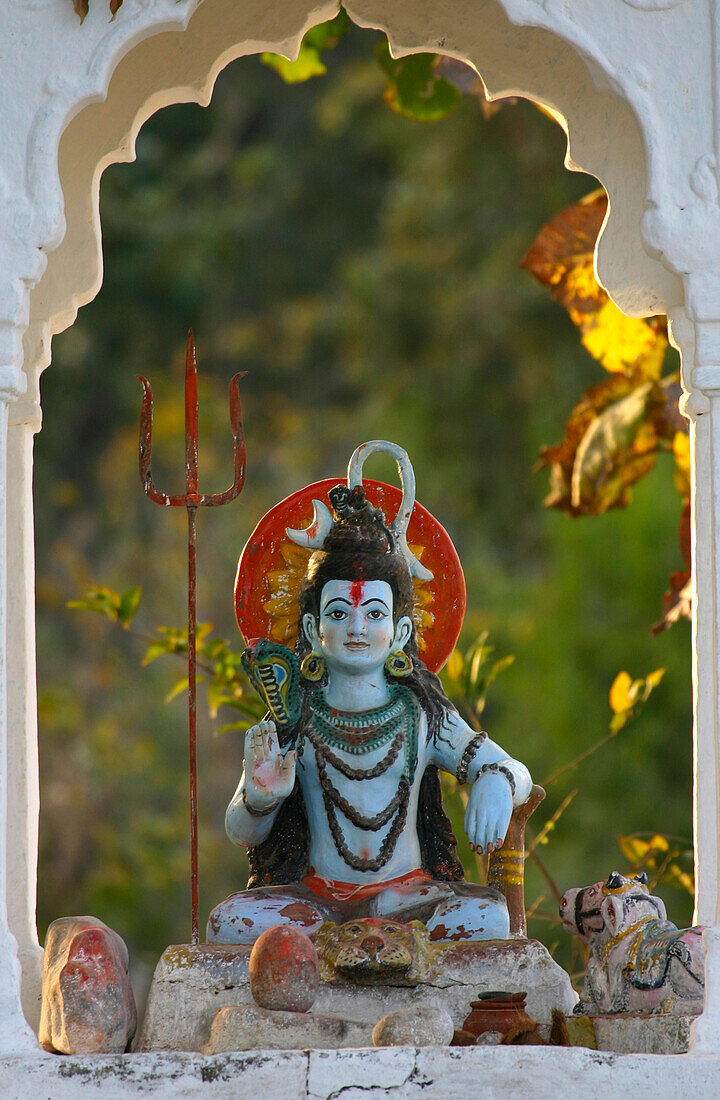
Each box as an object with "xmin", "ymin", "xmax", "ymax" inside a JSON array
[{"xmin": 303, "ymin": 579, "xmax": 411, "ymax": 676}]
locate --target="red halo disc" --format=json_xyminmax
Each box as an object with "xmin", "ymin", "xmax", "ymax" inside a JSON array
[{"xmin": 235, "ymin": 478, "xmax": 465, "ymax": 673}]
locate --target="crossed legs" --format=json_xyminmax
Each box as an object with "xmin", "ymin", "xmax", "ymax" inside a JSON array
[{"xmin": 206, "ymin": 877, "xmax": 509, "ymax": 944}]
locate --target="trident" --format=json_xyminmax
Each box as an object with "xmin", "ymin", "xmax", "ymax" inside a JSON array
[{"xmin": 139, "ymin": 331, "xmax": 246, "ymax": 944}]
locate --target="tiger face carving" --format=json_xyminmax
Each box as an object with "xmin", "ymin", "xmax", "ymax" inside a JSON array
[{"xmin": 314, "ymin": 917, "xmax": 439, "ymax": 986}]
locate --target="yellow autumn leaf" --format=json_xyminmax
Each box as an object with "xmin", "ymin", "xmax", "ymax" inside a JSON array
[
  {"xmin": 673, "ymin": 431, "xmax": 690, "ymax": 475},
  {"xmin": 563, "ymin": 260, "xmax": 601, "ymax": 303},
  {"xmin": 445, "ymin": 648, "xmax": 464, "ymax": 681},
  {"xmin": 632, "ymin": 336, "xmax": 668, "ymax": 382},
  {"xmin": 618, "ymin": 835, "xmax": 651, "ymax": 863},
  {"xmin": 610, "ymin": 670, "xmax": 634, "ymax": 713},
  {"xmin": 580, "ymin": 300, "xmax": 666, "ymax": 378},
  {"xmin": 647, "ymin": 833, "xmax": 670, "ymax": 853},
  {"xmin": 673, "ymin": 431, "xmax": 691, "ymax": 500},
  {"xmin": 665, "ymin": 863, "xmax": 695, "ymax": 896},
  {"xmin": 634, "ymin": 420, "xmax": 660, "ymax": 455},
  {"xmin": 645, "ymin": 668, "xmax": 666, "ymax": 692}
]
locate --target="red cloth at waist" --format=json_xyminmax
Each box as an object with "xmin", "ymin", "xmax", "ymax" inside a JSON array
[{"xmin": 301, "ymin": 866, "xmax": 431, "ymax": 903}]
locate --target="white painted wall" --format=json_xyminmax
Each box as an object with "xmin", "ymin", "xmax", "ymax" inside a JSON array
[{"xmin": 0, "ymin": 0, "xmax": 718, "ymax": 1071}]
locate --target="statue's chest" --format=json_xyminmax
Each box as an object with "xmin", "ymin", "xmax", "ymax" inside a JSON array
[
  {"xmin": 296, "ymin": 692, "xmax": 423, "ymax": 873},
  {"xmin": 298, "ymin": 726, "xmax": 414, "ymax": 811},
  {"xmin": 297, "ymin": 691, "xmax": 422, "ymax": 815}
]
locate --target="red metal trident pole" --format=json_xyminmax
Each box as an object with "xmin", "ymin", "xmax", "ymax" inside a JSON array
[{"xmin": 139, "ymin": 331, "xmax": 246, "ymax": 944}]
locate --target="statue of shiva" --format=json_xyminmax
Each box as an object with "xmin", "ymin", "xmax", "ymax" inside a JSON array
[{"xmin": 207, "ymin": 441, "xmax": 532, "ymax": 945}]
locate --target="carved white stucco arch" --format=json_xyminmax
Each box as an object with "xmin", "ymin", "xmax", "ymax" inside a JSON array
[
  {"xmin": 3, "ymin": 0, "xmax": 720, "ymax": 1080},
  {"xmin": 25, "ymin": 0, "xmax": 687, "ymax": 406}
]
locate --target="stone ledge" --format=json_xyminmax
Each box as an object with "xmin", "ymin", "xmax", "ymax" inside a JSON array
[
  {"xmin": 136, "ymin": 939, "xmax": 576, "ymax": 1052},
  {"xmin": 1, "ymin": 1047, "xmax": 720, "ymax": 1099}
]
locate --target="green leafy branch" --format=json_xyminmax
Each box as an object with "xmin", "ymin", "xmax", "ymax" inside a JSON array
[
  {"xmin": 617, "ymin": 832, "xmax": 694, "ymax": 898},
  {"xmin": 607, "ymin": 667, "xmax": 666, "ymax": 733},
  {"xmin": 440, "ymin": 630, "xmax": 515, "ymax": 730},
  {"xmin": 261, "ymin": 12, "xmax": 351, "ymax": 84},
  {"xmin": 261, "ymin": 11, "xmax": 463, "ymax": 122},
  {"xmin": 68, "ymin": 585, "xmax": 264, "ymax": 732},
  {"xmin": 539, "ymin": 668, "xmax": 665, "ymax": 788},
  {"xmin": 68, "ymin": 584, "xmax": 141, "ymax": 628}
]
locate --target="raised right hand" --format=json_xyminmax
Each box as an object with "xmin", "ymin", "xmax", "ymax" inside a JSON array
[{"xmin": 243, "ymin": 718, "xmax": 296, "ymax": 809}]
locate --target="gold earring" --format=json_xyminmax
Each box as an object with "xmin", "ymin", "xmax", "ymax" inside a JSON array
[
  {"xmin": 301, "ymin": 652, "xmax": 325, "ymax": 682},
  {"xmin": 385, "ymin": 650, "xmax": 413, "ymax": 678}
]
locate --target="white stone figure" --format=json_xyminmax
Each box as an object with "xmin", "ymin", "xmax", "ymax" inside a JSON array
[{"xmin": 561, "ymin": 872, "xmax": 705, "ymax": 1016}]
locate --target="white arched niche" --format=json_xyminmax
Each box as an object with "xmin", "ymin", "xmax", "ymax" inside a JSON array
[{"xmin": 4, "ymin": 0, "xmax": 720, "ymax": 1062}]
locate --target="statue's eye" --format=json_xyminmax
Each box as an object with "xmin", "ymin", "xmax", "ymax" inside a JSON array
[
  {"xmin": 367, "ymin": 608, "xmax": 386, "ymax": 620},
  {"xmin": 383, "ymin": 925, "xmax": 398, "ymax": 934},
  {"xmin": 327, "ymin": 609, "xmax": 347, "ymax": 620},
  {"xmin": 348, "ymin": 925, "xmax": 362, "ymax": 935}
]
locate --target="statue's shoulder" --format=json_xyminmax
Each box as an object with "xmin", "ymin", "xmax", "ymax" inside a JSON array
[{"xmin": 435, "ymin": 704, "xmax": 468, "ymax": 745}]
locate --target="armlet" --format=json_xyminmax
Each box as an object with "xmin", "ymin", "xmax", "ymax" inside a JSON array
[{"xmin": 455, "ymin": 731, "xmax": 488, "ymax": 784}]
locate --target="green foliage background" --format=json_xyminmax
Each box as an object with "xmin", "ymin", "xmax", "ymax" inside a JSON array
[{"xmin": 36, "ymin": 23, "xmax": 692, "ymax": 983}]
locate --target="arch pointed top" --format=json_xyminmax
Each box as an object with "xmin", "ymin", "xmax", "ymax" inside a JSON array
[{"xmin": 11, "ymin": 0, "xmax": 699, "ymax": 397}]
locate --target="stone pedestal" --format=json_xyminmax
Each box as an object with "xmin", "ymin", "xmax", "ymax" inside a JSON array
[
  {"xmin": 136, "ymin": 939, "xmax": 577, "ymax": 1052},
  {"xmin": 566, "ymin": 1013, "xmax": 694, "ymax": 1055}
]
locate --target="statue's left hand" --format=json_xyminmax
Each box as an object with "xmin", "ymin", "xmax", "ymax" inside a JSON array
[{"xmin": 464, "ymin": 770, "xmax": 513, "ymax": 855}]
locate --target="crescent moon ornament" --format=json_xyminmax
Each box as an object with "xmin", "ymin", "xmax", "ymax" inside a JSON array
[{"xmin": 285, "ymin": 499, "xmax": 333, "ymax": 549}]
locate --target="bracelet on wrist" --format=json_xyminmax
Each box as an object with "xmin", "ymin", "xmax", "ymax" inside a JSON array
[
  {"xmin": 478, "ymin": 761, "xmax": 516, "ymax": 797},
  {"xmin": 455, "ymin": 732, "xmax": 488, "ymax": 784},
  {"xmin": 242, "ymin": 785, "xmax": 280, "ymax": 817}
]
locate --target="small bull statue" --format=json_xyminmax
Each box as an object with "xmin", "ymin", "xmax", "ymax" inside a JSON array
[{"xmin": 560, "ymin": 871, "xmax": 705, "ymax": 1015}]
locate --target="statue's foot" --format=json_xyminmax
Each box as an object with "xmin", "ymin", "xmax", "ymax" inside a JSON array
[{"xmin": 206, "ymin": 885, "xmax": 339, "ymax": 945}]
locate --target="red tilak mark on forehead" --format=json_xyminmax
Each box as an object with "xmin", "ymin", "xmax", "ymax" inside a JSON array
[{"xmin": 350, "ymin": 579, "xmax": 365, "ymax": 608}]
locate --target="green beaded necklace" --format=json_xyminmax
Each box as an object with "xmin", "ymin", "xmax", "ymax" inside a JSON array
[{"xmin": 309, "ymin": 684, "xmax": 419, "ymax": 785}]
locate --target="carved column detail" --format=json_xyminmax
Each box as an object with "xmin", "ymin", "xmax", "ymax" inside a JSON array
[
  {"xmin": 670, "ymin": 312, "xmax": 718, "ymax": 930},
  {"xmin": 672, "ymin": 310, "xmax": 720, "ymax": 1050},
  {"xmin": 0, "ymin": 364, "xmax": 38, "ymax": 1051},
  {"xmin": 6, "ymin": 418, "xmax": 43, "ymax": 1032}
]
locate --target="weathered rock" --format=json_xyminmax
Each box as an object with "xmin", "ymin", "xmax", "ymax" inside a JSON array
[
  {"xmin": 565, "ymin": 1013, "xmax": 693, "ymax": 1054},
  {"xmin": 135, "ymin": 944, "xmax": 250, "ymax": 1052},
  {"xmin": 372, "ymin": 1004, "xmax": 454, "ymax": 1047},
  {"xmin": 137, "ymin": 938, "xmax": 576, "ymax": 1052},
  {"xmin": 39, "ymin": 916, "xmax": 136, "ymax": 1054},
  {"xmin": 476, "ymin": 1030, "xmax": 503, "ymax": 1045},
  {"xmin": 202, "ymin": 1004, "xmax": 371, "ymax": 1052},
  {"xmin": 249, "ymin": 926, "xmax": 319, "ymax": 1012},
  {"xmin": 451, "ymin": 1028, "xmax": 476, "ymax": 1046}
]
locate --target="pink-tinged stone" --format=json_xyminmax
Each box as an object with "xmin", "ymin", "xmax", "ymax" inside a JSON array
[
  {"xmin": 248, "ymin": 926, "xmax": 319, "ymax": 1012},
  {"xmin": 39, "ymin": 916, "xmax": 137, "ymax": 1054}
]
